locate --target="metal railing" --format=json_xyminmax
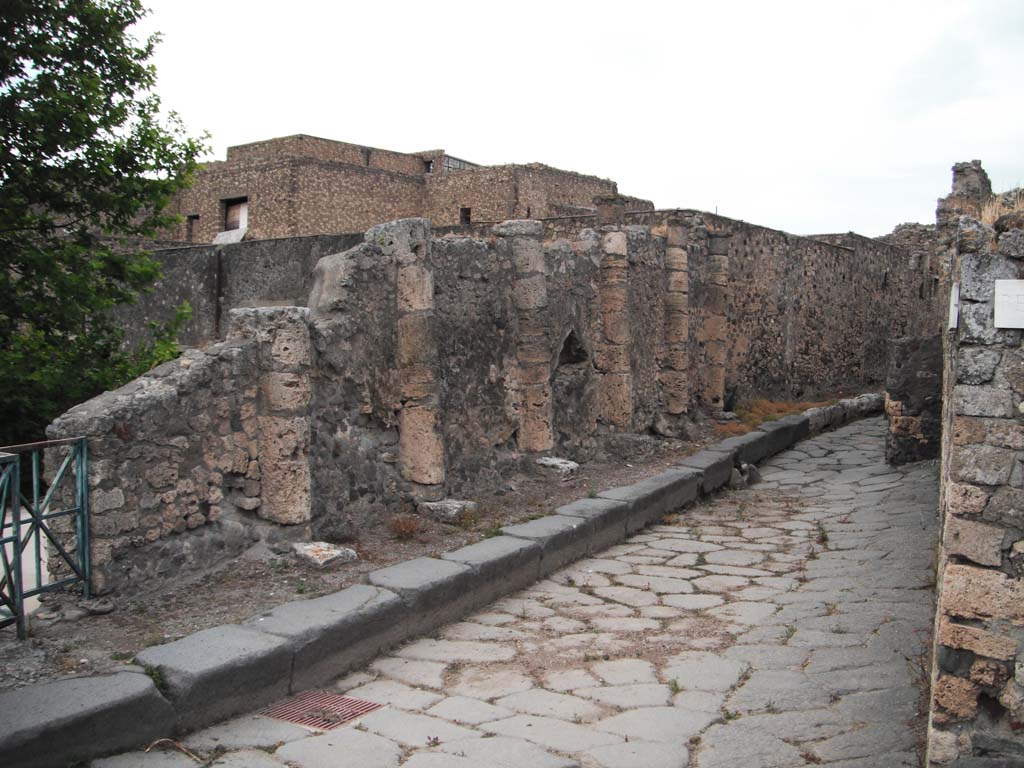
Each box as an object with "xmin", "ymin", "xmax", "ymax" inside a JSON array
[{"xmin": 0, "ymin": 437, "xmax": 90, "ymax": 639}]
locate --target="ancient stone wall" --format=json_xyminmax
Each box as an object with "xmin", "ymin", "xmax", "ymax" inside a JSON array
[
  {"xmin": 884, "ymin": 334, "xmax": 943, "ymax": 464},
  {"xmin": 927, "ymin": 211, "xmax": 1024, "ymax": 765},
  {"xmin": 47, "ymin": 308, "xmax": 315, "ymax": 595},
  {"xmin": 655, "ymin": 213, "xmax": 932, "ymax": 409},
  {"xmin": 59, "ymin": 211, "xmax": 939, "ymax": 595},
  {"xmin": 114, "ymin": 233, "xmax": 361, "ymax": 348}
]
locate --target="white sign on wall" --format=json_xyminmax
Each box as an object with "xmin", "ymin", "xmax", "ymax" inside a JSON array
[
  {"xmin": 948, "ymin": 283, "xmax": 959, "ymax": 330},
  {"xmin": 994, "ymin": 280, "xmax": 1024, "ymax": 329}
]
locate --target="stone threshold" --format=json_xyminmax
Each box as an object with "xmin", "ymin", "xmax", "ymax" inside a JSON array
[{"xmin": 0, "ymin": 394, "xmax": 883, "ymax": 768}]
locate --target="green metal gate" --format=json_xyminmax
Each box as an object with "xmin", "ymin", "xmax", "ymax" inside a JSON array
[{"xmin": 0, "ymin": 437, "xmax": 91, "ymax": 639}]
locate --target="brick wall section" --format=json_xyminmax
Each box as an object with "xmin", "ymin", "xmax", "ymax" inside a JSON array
[
  {"xmin": 225, "ymin": 134, "xmax": 442, "ymax": 177},
  {"xmin": 167, "ymin": 158, "xmax": 426, "ymax": 242},
  {"xmin": 927, "ymin": 213, "xmax": 1024, "ymax": 766}
]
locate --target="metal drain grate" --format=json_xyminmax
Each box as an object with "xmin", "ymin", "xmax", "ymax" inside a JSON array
[{"xmin": 259, "ymin": 690, "xmax": 383, "ymax": 731}]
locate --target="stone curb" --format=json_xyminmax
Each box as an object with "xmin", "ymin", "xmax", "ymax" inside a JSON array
[{"xmin": 0, "ymin": 393, "xmax": 882, "ymax": 768}]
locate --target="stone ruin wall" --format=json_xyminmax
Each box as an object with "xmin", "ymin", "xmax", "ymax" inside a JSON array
[
  {"xmin": 47, "ymin": 308, "xmax": 316, "ymax": 594},
  {"xmin": 927, "ymin": 211, "xmax": 1024, "ymax": 766},
  {"xmin": 113, "ymin": 233, "xmax": 363, "ymax": 349},
  {"xmin": 51, "ymin": 210, "xmax": 935, "ymax": 595},
  {"xmin": 882, "ymin": 163, "xmax": 1024, "ymax": 464}
]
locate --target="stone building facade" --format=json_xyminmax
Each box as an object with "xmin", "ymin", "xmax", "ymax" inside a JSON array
[{"xmin": 162, "ymin": 135, "xmax": 652, "ymax": 242}]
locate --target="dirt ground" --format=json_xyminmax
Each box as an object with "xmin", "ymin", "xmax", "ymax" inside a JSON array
[{"xmin": 0, "ymin": 397, "xmax": 848, "ymax": 693}]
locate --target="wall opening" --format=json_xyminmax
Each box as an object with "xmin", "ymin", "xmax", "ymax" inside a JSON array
[
  {"xmin": 185, "ymin": 214, "xmax": 199, "ymax": 243},
  {"xmin": 361, "ymin": 147, "xmax": 371, "ymax": 166},
  {"xmin": 558, "ymin": 330, "xmax": 589, "ymax": 366},
  {"xmin": 223, "ymin": 197, "xmax": 248, "ymax": 231},
  {"xmin": 459, "ymin": 207, "xmax": 472, "ymax": 226},
  {"xmin": 423, "ymin": 159, "xmax": 433, "ymax": 174},
  {"xmin": 552, "ymin": 330, "xmax": 596, "ymax": 454}
]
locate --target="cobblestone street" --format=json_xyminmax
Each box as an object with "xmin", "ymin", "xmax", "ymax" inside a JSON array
[{"xmin": 97, "ymin": 417, "xmax": 939, "ymax": 768}]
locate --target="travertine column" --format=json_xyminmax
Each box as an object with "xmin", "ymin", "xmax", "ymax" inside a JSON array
[
  {"xmin": 251, "ymin": 307, "xmax": 314, "ymax": 525},
  {"xmin": 701, "ymin": 232, "xmax": 730, "ymax": 408},
  {"xmin": 597, "ymin": 230, "xmax": 633, "ymax": 428},
  {"xmin": 660, "ymin": 222, "xmax": 690, "ymax": 414},
  {"xmin": 390, "ymin": 221, "xmax": 445, "ymax": 487},
  {"xmin": 497, "ymin": 220, "xmax": 554, "ymax": 452}
]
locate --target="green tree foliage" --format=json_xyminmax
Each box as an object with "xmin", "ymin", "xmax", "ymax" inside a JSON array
[{"xmin": 0, "ymin": 0, "xmax": 206, "ymax": 445}]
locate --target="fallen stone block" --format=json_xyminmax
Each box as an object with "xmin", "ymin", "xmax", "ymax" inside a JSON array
[
  {"xmin": 679, "ymin": 449, "xmax": 734, "ymax": 494},
  {"xmin": 727, "ymin": 467, "xmax": 747, "ymax": 490},
  {"xmin": 442, "ymin": 536, "xmax": 542, "ymax": 604},
  {"xmin": 134, "ymin": 625, "xmax": 292, "ymax": 732},
  {"xmin": 536, "ymin": 456, "xmax": 580, "ymax": 476},
  {"xmin": 245, "ymin": 585, "xmax": 408, "ymax": 691},
  {"xmin": 501, "ymin": 514, "xmax": 592, "ymax": 576},
  {"xmin": 599, "ymin": 467, "xmax": 703, "ymax": 533},
  {"xmin": 556, "ymin": 497, "xmax": 630, "ymax": 552},
  {"xmin": 292, "ymin": 541, "xmax": 358, "ymax": 568},
  {"xmin": 0, "ymin": 672, "xmax": 174, "ymax": 768},
  {"xmin": 368, "ymin": 557, "xmax": 476, "ymax": 634},
  {"xmin": 418, "ymin": 499, "xmax": 478, "ymax": 523}
]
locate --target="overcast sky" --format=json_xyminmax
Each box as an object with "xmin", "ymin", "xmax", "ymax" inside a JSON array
[{"xmin": 136, "ymin": 0, "xmax": 1023, "ymax": 236}]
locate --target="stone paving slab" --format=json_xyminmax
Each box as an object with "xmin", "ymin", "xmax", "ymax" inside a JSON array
[{"xmin": 94, "ymin": 416, "xmax": 938, "ymax": 768}]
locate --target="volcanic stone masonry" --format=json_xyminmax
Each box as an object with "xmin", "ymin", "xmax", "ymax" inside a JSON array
[
  {"xmin": 927, "ymin": 209, "xmax": 1024, "ymax": 766},
  {"xmin": 49, "ymin": 204, "xmax": 938, "ymax": 597}
]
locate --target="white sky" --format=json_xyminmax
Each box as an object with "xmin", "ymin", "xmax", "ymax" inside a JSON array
[{"xmin": 136, "ymin": 0, "xmax": 1023, "ymax": 236}]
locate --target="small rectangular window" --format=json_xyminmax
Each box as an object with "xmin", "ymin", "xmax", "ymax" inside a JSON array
[
  {"xmin": 224, "ymin": 197, "xmax": 248, "ymax": 231},
  {"xmin": 459, "ymin": 207, "xmax": 471, "ymax": 226},
  {"xmin": 423, "ymin": 159, "xmax": 434, "ymax": 173},
  {"xmin": 185, "ymin": 214, "xmax": 199, "ymax": 243}
]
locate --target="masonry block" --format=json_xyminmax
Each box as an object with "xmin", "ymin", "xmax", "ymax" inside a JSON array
[
  {"xmin": 134, "ymin": 625, "xmax": 293, "ymax": 732},
  {"xmin": 367, "ymin": 557, "xmax": 475, "ymax": 633},
  {"xmin": 245, "ymin": 585, "xmax": 408, "ymax": 692},
  {"xmin": 501, "ymin": 515, "xmax": 592, "ymax": 576},
  {"xmin": 0, "ymin": 672, "xmax": 175, "ymax": 768},
  {"xmin": 555, "ymin": 497, "xmax": 630, "ymax": 552},
  {"xmin": 679, "ymin": 449, "xmax": 734, "ymax": 493},
  {"xmin": 599, "ymin": 467, "xmax": 703, "ymax": 533},
  {"xmin": 714, "ymin": 431, "xmax": 771, "ymax": 466},
  {"xmin": 758, "ymin": 414, "xmax": 811, "ymax": 457},
  {"xmin": 442, "ymin": 536, "xmax": 543, "ymax": 605}
]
